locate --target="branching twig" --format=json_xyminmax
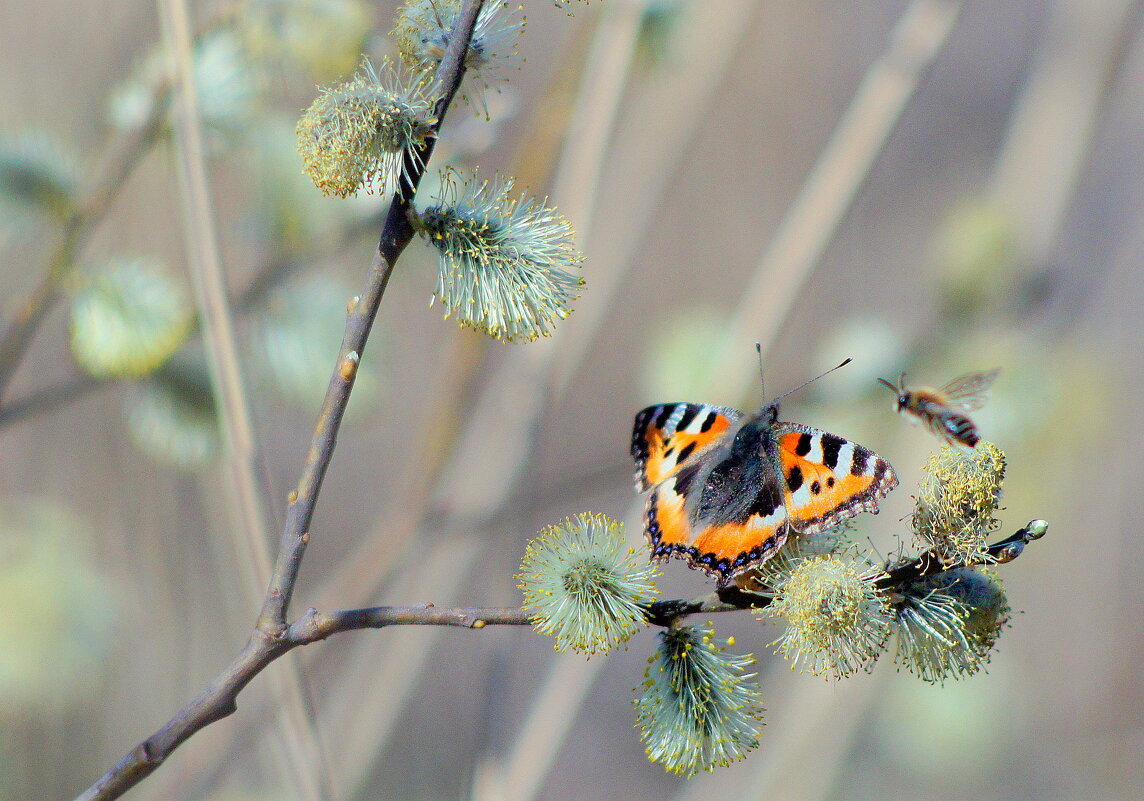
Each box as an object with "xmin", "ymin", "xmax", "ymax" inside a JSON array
[
  {"xmin": 75, "ymin": 506, "xmax": 1043, "ymax": 801},
  {"xmin": 299, "ymin": 522, "xmax": 1047, "ymax": 637},
  {"xmin": 160, "ymin": 0, "xmax": 333, "ymax": 797},
  {"xmin": 257, "ymin": 0, "xmax": 485, "ymax": 634},
  {"xmin": 74, "ymin": 3, "xmax": 488, "ymax": 800}
]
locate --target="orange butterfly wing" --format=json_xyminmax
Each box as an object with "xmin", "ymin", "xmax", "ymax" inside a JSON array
[
  {"xmin": 631, "ymin": 403, "xmax": 740, "ymax": 491},
  {"xmin": 687, "ymin": 476, "xmax": 788, "ymax": 573},
  {"xmin": 645, "ymin": 460, "xmax": 790, "ymax": 576},
  {"xmin": 773, "ymin": 426, "xmax": 898, "ymax": 534},
  {"xmin": 631, "ymin": 403, "xmax": 743, "ymax": 558}
]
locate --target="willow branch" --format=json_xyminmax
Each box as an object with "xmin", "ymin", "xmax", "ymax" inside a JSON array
[
  {"xmin": 84, "ymin": 522, "xmax": 1052, "ymax": 654},
  {"xmin": 703, "ymin": 520, "xmax": 1048, "ymax": 620},
  {"xmin": 74, "ymin": 514, "xmax": 1043, "ymax": 800},
  {"xmin": 74, "ymin": 3, "xmax": 488, "ymax": 800},
  {"xmin": 256, "ymin": 0, "xmax": 485, "ymax": 632}
]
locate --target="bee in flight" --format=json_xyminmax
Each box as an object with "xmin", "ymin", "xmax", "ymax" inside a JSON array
[{"xmin": 877, "ymin": 368, "xmax": 1000, "ymax": 448}]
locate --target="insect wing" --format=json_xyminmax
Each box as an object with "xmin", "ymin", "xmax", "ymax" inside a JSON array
[{"xmin": 939, "ymin": 368, "xmax": 1000, "ymax": 412}]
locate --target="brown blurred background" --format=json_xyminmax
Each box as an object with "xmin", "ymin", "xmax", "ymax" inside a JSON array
[{"xmin": 2, "ymin": 1, "xmax": 1142, "ymax": 799}]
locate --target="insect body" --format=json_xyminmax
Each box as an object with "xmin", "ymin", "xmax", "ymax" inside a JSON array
[{"xmin": 877, "ymin": 369, "xmax": 1000, "ymax": 448}]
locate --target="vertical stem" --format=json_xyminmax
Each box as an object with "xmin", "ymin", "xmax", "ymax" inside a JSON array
[
  {"xmin": 159, "ymin": 0, "xmax": 338, "ymax": 798},
  {"xmin": 259, "ymin": 0, "xmax": 487, "ymax": 629}
]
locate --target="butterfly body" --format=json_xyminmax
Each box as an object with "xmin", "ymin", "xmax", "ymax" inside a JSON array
[
  {"xmin": 878, "ymin": 369, "xmax": 999, "ymax": 448},
  {"xmin": 631, "ymin": 398, "xmax": 897, "ymax": 585}
]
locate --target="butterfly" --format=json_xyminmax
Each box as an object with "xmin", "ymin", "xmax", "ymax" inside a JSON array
[
  {"xmin": 631, "ymin": 371, "xmax": 898, "ymax": 585},
  {"xmin": 877, "ymin": 368, "xmax": 1000, "ymax": 448}
]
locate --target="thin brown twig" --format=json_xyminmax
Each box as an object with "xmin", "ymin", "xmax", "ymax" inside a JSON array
[
  {"xmin": 73, "ymin": 2, "xmax": 488, "ymax": 799},
  {"xmin": 257, "ymin": 0, "xmax": 484, "ymax": 631},
  {"xmin": 136, "ymin": 520, "xmax": 1058, "ymax": 644},
  {"xmin": 159, "ymin": 0, "xmax": 333, "ymax": 796}
]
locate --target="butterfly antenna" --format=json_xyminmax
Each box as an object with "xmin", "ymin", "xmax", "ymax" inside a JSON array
[
  {"xmin": 756, "ymin": 343, "xmax": 766, "ymax": 398},
  {"xmin": 772, "ymin": 357, "xmax": 852, "ymax": 403}
]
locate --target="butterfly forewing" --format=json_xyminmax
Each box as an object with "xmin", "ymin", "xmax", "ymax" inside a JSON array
[
  {"xmin": 773, "ymin": 425, "xmax": 898, "ymax": 534},
  {"xmin": 645, "ymin": 481, "xmax": 691, "ymax": 556},
  {"xmin": 631, "ymin": 403, "xmax": 742, "ymax": 491}
]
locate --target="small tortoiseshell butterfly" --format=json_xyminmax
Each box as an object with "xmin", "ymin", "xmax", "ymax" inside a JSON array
[
  {"xmin": 877, "ymin": 368, "xmax": 999, "ymax": 448},
  {"xmin": 631, "ymin": 363, "xmax": 897, "ymax": 585}
]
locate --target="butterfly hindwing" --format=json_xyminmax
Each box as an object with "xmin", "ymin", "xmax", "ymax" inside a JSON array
[
  {"xmin": 683, "ymin": 414, "xmax": 792, "ymax": 576},
  {"xmin": 773, "ymin": 424, "xmax": 898, "ymax": 534},
  {"xmin": 645, "ymin": 449, "xmax": 791, "ymax": 576},
  {"xmin": 689, "ymin": 476, "xmax": 789, "ymax": 575},
  {"xmin": 631, "ymin": 403, "xmax": 742, "ymax": 491}
]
